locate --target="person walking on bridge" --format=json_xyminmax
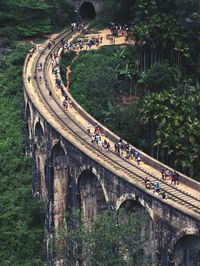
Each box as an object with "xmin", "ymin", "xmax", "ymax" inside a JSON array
[
  {"xmin": 87, "ymin": 122, "xmax": 92, "ymax": 135},
  {"xmin": 154, "ymin": 182, "xmax": 161, "ymax": 194},
  {"xmin": 171, "ymin": 171, "xmax": 179, "ymax": 186}
]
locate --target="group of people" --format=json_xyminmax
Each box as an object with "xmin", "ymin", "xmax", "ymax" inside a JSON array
[
  {"xmin": 161, "ymin": 168, "xmax": 179, "ymax": 186},
  {"xmin": 47, "ymin": 39, "xmax": 55, "ymax": 50},
  {"xmin": 145, "ymin": 179, "xmax": 167, "ymax": 199},
  {"xmin": 37, "ymin": 63, "xmax": 42, "ymax": 72},
  {"xmin": 106, "ymin": 35, "xmax": 116, "ymax": 44},
  {"xmin": 52, "ymin": 59, "xmax": 73, "ymax": 110},
  {"xmin": 50, "ymin": 50, "xmax": 67, "ymax": 99},
  {"xmin": 64, "ymin": 39, "xmax": 84, "ymax": 52},
  {"xmin": 114, "ymin": 139, "xmax": 142, "ymax": 165},
  {"xmin": 87, "ymin": 122, "xmax": 142, "ymax": 164},
  {"xmin": 48, "ymin": 44, "xmax": 74, "ymax": 108},
  {"xmin": 86, "ymin": 36, "xmax": 103, "ymax": 49},
  {"xmin": 50, "ymin": 51, "xmax": 60, "ymax": 74},
  {"xmin": 71, "ymin": 22, "xmax": 84, "ymax": 33},
  {"xmin": 63, "ymin": 35, "xmax": 103, "ymax": 53},
  {"xmin": 108, "ymin": 22, "xmax": 131, "ymax": 37},
  {"xmin": 143, "ymin": 167, "xmax": 180, "ymax": 200},
  {"xmin": 63, "ymin": 95, "xmax": 72, "ymax": 111},
  {"xmin": 88, "ymin": 123, "xmax": 110, "ymax": 152}
]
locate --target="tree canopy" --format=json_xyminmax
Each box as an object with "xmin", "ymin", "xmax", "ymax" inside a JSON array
[
  {"xmin": 56, "ymin": 208, "xmax": 149, "ymax": 266},
  {"xmin": 0, "ymin": 0, "xmax": 75, "ymax": 46}
]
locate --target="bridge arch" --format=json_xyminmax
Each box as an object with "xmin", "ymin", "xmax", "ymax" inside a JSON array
[
  {"xmin": 32, "ymin": 120, "xmax": 47, "ymax": 196},
  {"xmin": 50, "ymin": 143, "xmax": 69, "ymax": 230},
  {"xmin": 116, "ymin": 196, "xmax": 157, "ymax": 265},
  {"xmin": 78, "ymin": 169, "xmax": 107, "ymax": 223},
  {"xmin": 116, "ymin": 193, "xmax": 154, "ymax": 220},
  {"xmin": 79, "ymin": 1, "xmax": 96, "ymax": 19},
  {"xmin": 80, "ymin": 165, "xmax": 109, "ymax": 203},
  {"xmin": 172, "ymin": 233, "xmax": 200, "ymax": 266},
  {"xmin": 34, "ymin": 121, "xmax": 44, "ymax": 146}
]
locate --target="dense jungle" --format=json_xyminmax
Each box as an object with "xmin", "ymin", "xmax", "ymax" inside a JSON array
[{"xmin": 0, "ymin": 0, "xmax": 200, "ymax": 265}]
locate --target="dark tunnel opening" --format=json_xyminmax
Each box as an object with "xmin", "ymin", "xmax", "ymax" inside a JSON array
[{"xmin": 79, "ymin": 2, "xmax": 96, "ymax": 20}]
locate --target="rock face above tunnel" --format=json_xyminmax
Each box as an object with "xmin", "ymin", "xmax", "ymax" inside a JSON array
[{"xmin": 66, "ymin": 0, "xmax": 104, "ymax": 19}]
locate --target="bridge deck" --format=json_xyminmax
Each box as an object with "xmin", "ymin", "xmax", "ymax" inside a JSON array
[{"xmin": 24, "ymin": 26, "xmax": 200, "ymax": 220}]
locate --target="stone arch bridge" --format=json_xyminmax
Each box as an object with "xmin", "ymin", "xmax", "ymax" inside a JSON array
[{"xmin": 23, "ymin": 25, "xmax": 200, "ymax": 265}]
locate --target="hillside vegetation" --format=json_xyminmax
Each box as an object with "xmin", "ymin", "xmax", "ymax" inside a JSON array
[
  {"xmin": 0, "ymin": 44, "xmax": 45, "ymax": 265},
  {"xmin": 0, "ymin": 1, "xmax": 75, "ymax": 264},
  {"xmin": 0, "ymin": 0, "xmax": 75, "ymax": 47}
]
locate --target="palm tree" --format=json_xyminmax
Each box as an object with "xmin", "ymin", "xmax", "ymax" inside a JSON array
[
  {"xmin": 118, "ymin": 64, "xmax": 133, "ymax": 100},
  {"xmin": 113, "ymin": 48, "xmax": 126, "ymax": 71}
]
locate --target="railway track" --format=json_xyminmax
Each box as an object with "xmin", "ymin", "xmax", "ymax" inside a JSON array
[{"xmin": 24, "ymin": 24, "xmax": 200, "ymax": 217}]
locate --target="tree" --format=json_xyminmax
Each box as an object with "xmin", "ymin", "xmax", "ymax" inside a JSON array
[
  {"xmin": 56, "ymin": 209, "xmax": 149, "ymax": 266},
  {"xmin": 138, "ymin": 85, "xmax": 200, "ymax": 178},
  {"xmin": 0, "ymin": 0, "xmax": 52, "ymax": 38},
  {"xmin": 113, "ymin": 48, "xmax": 126, "ymax": 71},
  {"xmin": 137, "ymin": 63, "xmax": 174, "ymax": 93},
  {"xmin": 118, "ymin": 64, "xmax": 133, "ymax": 100},
  {"xmin": 0, "ymin": 0, "xmax": 75, "ymax": 45},
  {"xmin": 98, "ymin": 0, "xmax": 135, "ymax": 25},
  {"xmin": 48, "ymin": 0, "xmax": 75, "ymax": 28}
]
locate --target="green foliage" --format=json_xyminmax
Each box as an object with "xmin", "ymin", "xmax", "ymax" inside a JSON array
[
  {"xmin": 138, "ymin": 84, "xmax": 200, "ymax": 178},
  {"xmin": 130, "ymin": 0, "xmax": 200, "ymax": 77},
  {"xmin": 58, "ymin": 209, "xmax": 149, "ymax": 266},
  {"xmin": 137, "ymin": 63, "xmax": 175, "ymax": 92},
  {"xmin": 96, "ymin": 0, "xmax": 135, "ymax": 26},
  {"xmin": 0, "ymin": 2, "xmax": 72, "ymax": 265},
  {"xmin": 0, "ymin": 0, "xmax": 52, "ymax": 38},
  {"xmin": 49, "ymin": 0, "xmax": 75, "ymax": 29},
  {"xmin": 0, "ymin": 0, "xmax": 75, "ymax": 46},
  {"xmin": 0, "ymin": 44, "xmax": 45, "ymax": 265},
  {"xmin": 60, "ymin": 50, "xmax": 77, "ymax": 85},
  {"xmin": 70, "ymin": 49, "xmax": 121, "ymax": 120}
]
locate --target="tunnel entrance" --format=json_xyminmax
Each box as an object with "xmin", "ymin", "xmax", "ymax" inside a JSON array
[{"xmin": 79, "ymin": 2, "xmax": 96, "ymax": 20}]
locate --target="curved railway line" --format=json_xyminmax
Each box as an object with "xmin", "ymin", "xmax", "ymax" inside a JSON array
[{"xmin": 24, "ymin": 25, "xmax": 200, "ymax": 219}]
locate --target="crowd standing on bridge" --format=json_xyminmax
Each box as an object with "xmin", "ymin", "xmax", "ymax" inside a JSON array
[
  {"xmin": 114, "ymin": 139, "xmax": 142, "ymax": 165},
  {"xmin": 88, "ymin": 123, "xmax": 110, "ymax": 152},
  {"xmin": 161, "ymin": 168, "xmax": 179, "ymax": 186},
  {"xmin": 88, "ymin": 125, "xmax": 143, "ymax": 164},
  {"xmin": 145, "ymin": 178, "xmax": 167, "ymax": 199}
]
